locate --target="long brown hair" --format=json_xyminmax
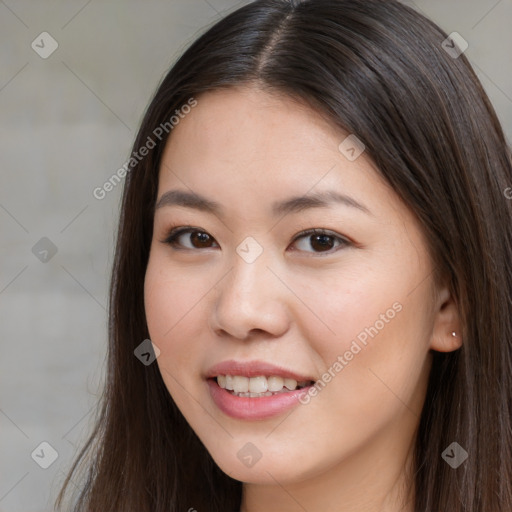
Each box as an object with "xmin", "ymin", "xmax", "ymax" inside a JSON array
[{"xmin": 55, "ymin": 1, "xmax": 512, "ymax": 510}]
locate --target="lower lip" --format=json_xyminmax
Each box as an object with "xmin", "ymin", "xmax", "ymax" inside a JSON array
[{"xmin": 207, "ymin": 378, "xmax": 311, "ymax": 420}]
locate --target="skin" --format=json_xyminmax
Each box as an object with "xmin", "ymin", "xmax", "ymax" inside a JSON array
[{"xmin": 144, "ymin": 84, "xmax": 462, "ymax": 512}]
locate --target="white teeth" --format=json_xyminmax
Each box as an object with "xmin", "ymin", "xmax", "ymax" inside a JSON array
[
  {"xmin": 267, "ymin": 376, "xmax": 284, "ymax": 392},
  {"xmin": 216, "ymin": 374, "xmax": 311, "ymax": 395},
  {"xmin": 248, "ymin": 376, "xmax": 267, "ymax": 393},
  {"xmin": 233, "ymin": 376, "xmax": 249, "ymax": 393},
  {"xmin": 284, "ymin": 378, "xmax": 298, "ymax": 390},
  {"xmin": 225, "ymin": 375, "xmax": 235, "ymax": 391}
]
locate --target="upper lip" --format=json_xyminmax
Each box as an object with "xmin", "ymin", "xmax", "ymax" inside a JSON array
[{"xmin": 205, "ymin": 359, "xmax": 316, "ymax": 382}]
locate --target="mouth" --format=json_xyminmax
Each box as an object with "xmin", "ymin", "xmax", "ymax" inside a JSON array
[
  {"xmin": 205, "ymin": 360, "xmax": 317, "ymax": 420},
  {"xmin": 212, "ymin": 375, "xmax": 314, "ymax": 398}
]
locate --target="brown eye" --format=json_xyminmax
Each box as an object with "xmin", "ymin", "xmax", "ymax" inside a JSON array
[
  {"xmin": 163, "ymin": 228, "xmax": 218, "ymax": 249},
  {"xmin": 292, "ymin": 229, "xmax": 350, "ymax": 254},
  {"xmin": 188, "ymin": 231, "xmax": 214, "ymax": 248}
]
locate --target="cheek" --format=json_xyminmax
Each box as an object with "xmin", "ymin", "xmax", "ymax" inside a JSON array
[
  {"xmin": 291, "ymin": 262, "xmax": 404, "ymax": 360},
  {"xmin": 144, "ymin": 256, "xmax": 210, "ymax": 415},
  {"xmin": 144, "ymin": 255, "xmax": 207, "ymax": 370},
  {"xmin": 145, "ymin": 254, "xmax": 198, "ymax": 336},
  {"xmin": 296, "ymin": 257, "xmax": 433, "ymax": 409}
]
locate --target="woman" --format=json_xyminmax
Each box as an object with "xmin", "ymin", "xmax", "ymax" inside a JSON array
[{"xmin": 56, "ymin": 0, "xmax": 512, "ymax": 510}]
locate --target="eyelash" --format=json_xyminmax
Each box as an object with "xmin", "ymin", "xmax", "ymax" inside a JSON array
[{"xmin": 160, "ymin": 226, "xmax": 352, "ymax": 255}]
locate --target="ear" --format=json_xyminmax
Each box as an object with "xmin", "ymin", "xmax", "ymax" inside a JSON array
[{"xmin": 429, "ymin": 284, "xmax": 463, "ymax": 353}]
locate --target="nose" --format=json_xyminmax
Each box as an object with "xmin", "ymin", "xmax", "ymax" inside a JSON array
[{"xmin": 209, "ymin": 250, "xmax": 291, "ymax": 340}]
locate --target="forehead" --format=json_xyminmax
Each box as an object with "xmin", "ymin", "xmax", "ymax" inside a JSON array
[
  {"xmin": 158, "ymin": 85, "xmax": 382, "ymax": 199},
  {"xmin": 167, "ymin": 87, "xmax": 338, "ymax": 160}
]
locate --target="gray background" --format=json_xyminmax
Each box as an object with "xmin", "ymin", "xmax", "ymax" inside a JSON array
[{"xmin": 0, "ymin": 1, "xmax": 510, "ymax": 510}]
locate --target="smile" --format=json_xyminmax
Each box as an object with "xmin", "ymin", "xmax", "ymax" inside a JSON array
[
  {"xmin": 216, "ymin": 374, "xmax": 313, "ymax": 397},
  {"xmin": 205, "ymin": 360, "xmax": 317, "ymax": 420}
]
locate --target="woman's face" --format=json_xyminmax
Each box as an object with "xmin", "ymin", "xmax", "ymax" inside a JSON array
[{"xmin": 144, "ymin": 85, "xmax": 459, "ymax": 491}]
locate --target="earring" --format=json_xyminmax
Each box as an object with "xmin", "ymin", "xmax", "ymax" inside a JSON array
[{"xmin": 451, "ymin": 331, "xmax": 457, "ymax": 337}]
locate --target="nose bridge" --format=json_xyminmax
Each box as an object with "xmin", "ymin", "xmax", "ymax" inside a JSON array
[
  {"xmin": 226, "ymin": 240, "xmax": 273, "ymax": 302},
  {"xmin": 211, "ymin": 239, "xmax": 289, "ymax": 338}
]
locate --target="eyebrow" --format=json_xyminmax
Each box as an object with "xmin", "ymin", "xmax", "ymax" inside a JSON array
[{"xmin": 154, "ymin": 189, "xmax": 372, "ymax": 217}]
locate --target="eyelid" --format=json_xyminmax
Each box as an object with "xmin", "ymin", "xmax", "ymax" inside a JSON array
[
  {"xmin": 289, "ymin": 228, "xmax": 351, "ymax": 255},
  {"xmin": 291, "ymin": 228, "xmax": 351, "ymax": 245},
  {"xmin": 160, "ymin": 225, "xmax": 352, "ymax": 253},
  {"xmin": 159, "ymin": 226, "xmax": 219, "ymax": 250}
]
